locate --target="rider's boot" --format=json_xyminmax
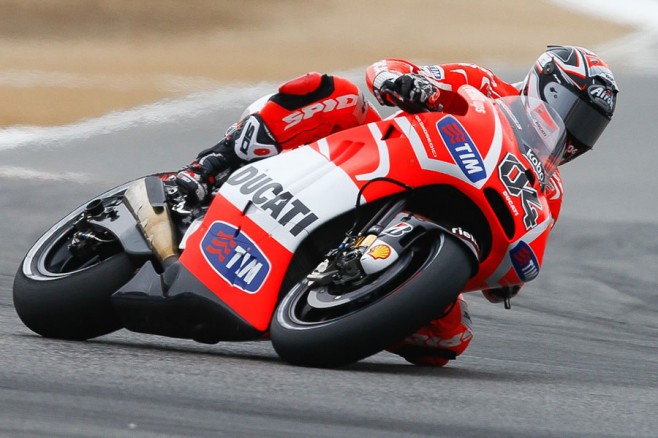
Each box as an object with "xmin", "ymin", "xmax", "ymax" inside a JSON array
[
  {"xmin": 387, "ymin": 294, "xmax": 474, "ymax": 366},
  {"xmin": 173, "ymin": 135, "xmax": 236, "ymax": 205}
]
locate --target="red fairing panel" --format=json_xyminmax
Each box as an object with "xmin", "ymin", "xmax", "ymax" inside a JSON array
[
  {"xmin": 179, "ymin": 195, "xmax": 293, "ymax": 331},
  {"xmin": 310, "ymin": 85, "xmax": 505, "ymax": 197},
  {"xmin": 310, "ymin": 86, "xmax": 554, "ymax": 291},
  {"xmin": 180, "ymin": 85, "xmax": 556, "ymax": 329},
  {"xmin": 179, "ymin": 145, "xmax": 365, "ymax": 331}
]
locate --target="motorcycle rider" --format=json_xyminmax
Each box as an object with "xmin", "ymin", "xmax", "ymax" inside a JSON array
[{"xmin": 173, "ymin": 45, "xmax": 618, "ymax": 366}]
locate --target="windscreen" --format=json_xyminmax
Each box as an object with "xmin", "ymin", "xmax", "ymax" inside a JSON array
[{"xmin": 495, "ymin": 95, "xmax": 567, "ymax": 187}]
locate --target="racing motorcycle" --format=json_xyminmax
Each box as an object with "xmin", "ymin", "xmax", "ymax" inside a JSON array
[{"xmin": 13, "ymin": 85, "xmax": 566, "ymax": 367}]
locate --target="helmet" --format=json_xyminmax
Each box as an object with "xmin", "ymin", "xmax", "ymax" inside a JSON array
[{"xmin": 522, "ymin": 45, "xmax": 619, "ymax": 164}]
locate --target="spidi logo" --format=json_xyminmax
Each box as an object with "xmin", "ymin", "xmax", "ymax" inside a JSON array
[
  {"xmin": 282, "ymin": 94, "xmax": 359, "ymax": 130},
  {"xmin": 201, "ymin": 222, "xmax": 270, "ymax": 294}
]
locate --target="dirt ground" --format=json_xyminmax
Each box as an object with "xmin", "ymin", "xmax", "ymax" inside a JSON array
[{"xmin": 0, "ymin": 0, "xmax": 631, "ymax": 127}]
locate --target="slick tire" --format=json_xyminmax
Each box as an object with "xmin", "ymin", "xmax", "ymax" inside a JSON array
[
  {"xmin": 271, "ymin": 232, "xmax": 474, "ymax": 368},
  {"xmin": 12, "ymin": 180, "xmax": 140, "ymax": 341},
  {"xmin": 13, "ymin": 252, "xmax": 135, "ymax": 340}
]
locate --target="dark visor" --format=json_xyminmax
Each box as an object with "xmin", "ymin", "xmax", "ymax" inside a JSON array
[{"xmin": 542, "ymin": 82, "xmax": 611, "ymax": 150}]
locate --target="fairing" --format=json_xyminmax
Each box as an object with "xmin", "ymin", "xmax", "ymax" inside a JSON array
[{"xmin": 179, "ymin": 85, "xmax": 561, "ymax": 331}]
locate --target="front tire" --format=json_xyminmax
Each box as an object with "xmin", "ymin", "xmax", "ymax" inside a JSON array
[{"xmin": 270, "ymin": 232, "xmax": 474, "ymax": 368}]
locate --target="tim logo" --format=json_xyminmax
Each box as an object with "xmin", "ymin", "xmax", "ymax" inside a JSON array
[
  {"xmin": 509, "ymin": 241, "xmax": 539, "ymax": 282},
  {"xmin": 437, "ymin": 116, "xmax": 487, "ymax": 183},
  {"xmin": 200, "ymin": 222, "xmax": 270, "ymax": 294}
]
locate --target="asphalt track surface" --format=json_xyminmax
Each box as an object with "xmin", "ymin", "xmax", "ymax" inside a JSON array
[{"xmin": 1, "ymin": 73, "xmax": 656, "ymax": 437}]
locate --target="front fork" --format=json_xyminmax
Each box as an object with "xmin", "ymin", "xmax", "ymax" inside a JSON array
[
  {"xmin": 306, "ymin": 198, "xmax": 407, "ymax": 286},
  {"xmin": 307, "ymin": 198, "xmax": 481, "ymax": 287}
]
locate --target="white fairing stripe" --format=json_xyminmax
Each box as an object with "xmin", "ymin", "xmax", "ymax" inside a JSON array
[
  {"xmin": 219, "ymin": 146, "xmax": 362, "ymax": 252},
  {"xmin": 317, "ymin": 137, "xmax": 330, "ymax": 160},
  {"xmin": 481, "ymin": 105, "xmax": 503, "ymax": 188},
  {"xmin": 355, "ymin": 123, "xmax": 390, "ymax": 181}
]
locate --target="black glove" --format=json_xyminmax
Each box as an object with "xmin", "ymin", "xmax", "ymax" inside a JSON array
[
  {"xmin": 175, "ymin": 137, "xmax": 234, "ymax": 205},
  {"xmin": 175, "ymin": 168, "xmax": 208, "ymax": 204},
  {"xmin": 392, "ymin": 73, "xmax": 440, "ymax": 107}
]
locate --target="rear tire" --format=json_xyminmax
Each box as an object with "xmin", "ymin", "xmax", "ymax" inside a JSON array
[
  {"xmin": 270, "ymin": 232, "xmax": 474, "ymax": 368},
  {"xmin": 14, "ymin": 253, "xmax": 136, "ymax": 340},
  {"xmin": 13, "ymin": 183, "xmax": 138, "ymax": 340}
]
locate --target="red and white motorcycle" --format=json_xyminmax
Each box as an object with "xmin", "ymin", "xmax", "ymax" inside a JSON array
[{"xmin": 13, "ymin": 85, "xmax": 565, "ymax": 367}]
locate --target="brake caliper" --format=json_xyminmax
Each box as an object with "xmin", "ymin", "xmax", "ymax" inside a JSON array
[{"xmin": 68, "ymin": 199, "xmax": 118, "ymax": 257}]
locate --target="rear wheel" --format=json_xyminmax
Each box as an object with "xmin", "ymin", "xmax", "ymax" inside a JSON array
[
  {"xmin": 270, "ymin": 232, "xmax": 474, "ymax": 368},
  {"xmin": 13, "ymin": 184, "xmax": 138, "ymax": 340}
]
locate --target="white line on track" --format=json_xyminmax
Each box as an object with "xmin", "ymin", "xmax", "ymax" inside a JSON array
[{"xmin": 0, "ymin": 166, "xmax": 92, "ymax": 182}]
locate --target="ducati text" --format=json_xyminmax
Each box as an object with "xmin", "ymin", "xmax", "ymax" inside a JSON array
[{"xmin": 226, "ymin": 166, "xmax": 319, "ymax": 236}]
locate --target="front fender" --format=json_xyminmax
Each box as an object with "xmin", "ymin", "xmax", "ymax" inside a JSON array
[{"xmin": 359, "ymin": 212, "xmax": 480, "ymax": 278}]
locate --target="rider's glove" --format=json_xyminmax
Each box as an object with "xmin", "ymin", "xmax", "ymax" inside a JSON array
[
  {"xmin": 175, "ymin": 138, "xmax": 234, "ymax": 205},
  {"xmin": 391, "ymin": 73, "xmax": 441, "ymax": 109},
  {"xmin": 175, "ymin": 168, "xmax": 209, "ymax": 205}
]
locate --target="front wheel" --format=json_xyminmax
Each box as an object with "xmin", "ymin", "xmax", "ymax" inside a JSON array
[
  {"xmin": 270, "ymin": 232, "xmax": 474, "ymax": 368},
  {"xmin": 13, "ymin": 183, "xmax": 138, "ymax": 340}
]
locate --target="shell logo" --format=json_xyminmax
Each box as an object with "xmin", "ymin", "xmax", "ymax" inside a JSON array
[{"xmin": 368, "ymin": 244, "xmax": 391, "ymax": 260}]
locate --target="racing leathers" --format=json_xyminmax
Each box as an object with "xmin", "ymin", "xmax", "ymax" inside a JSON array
[
  {"xmin": 175, "ymin": 72, "xmax": 380, "ymax": 202},
  {"xmin": 174, "ymin": 60, "xmax": 564, "ymax": 367}
]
